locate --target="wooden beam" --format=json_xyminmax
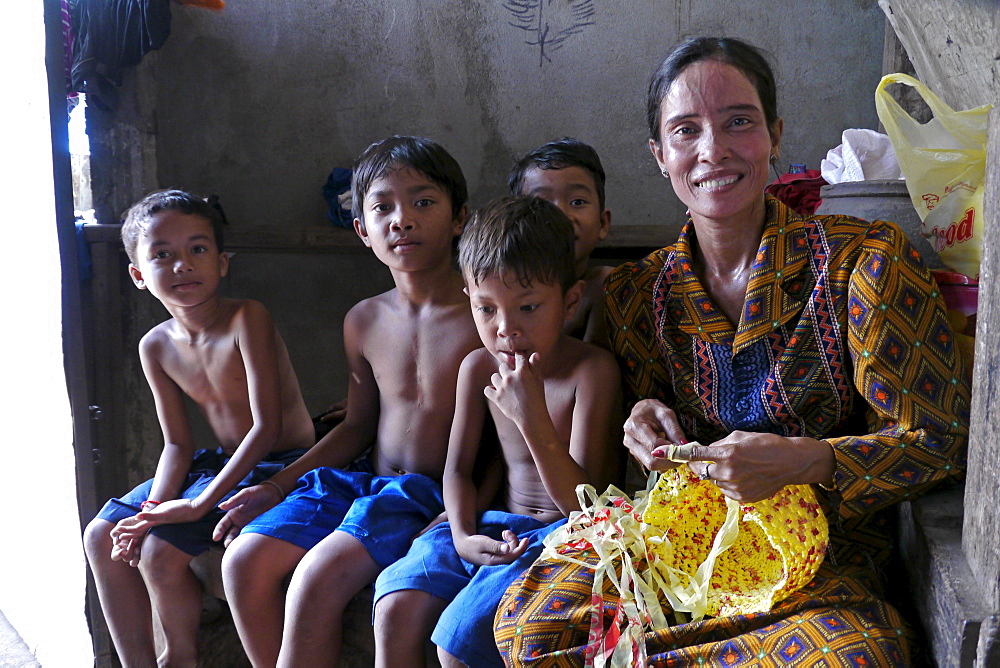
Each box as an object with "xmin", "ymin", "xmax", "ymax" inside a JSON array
[
  {"xmin": 878, "ymin": 0, "xmax": 998, "ymax": 110},
  {"xmin": 965, "ymin": 104, "xmax": 1000, "ymax": 610},
  {"xmin": 881, "ymin": 16, "xmax": 932, "ymax": 124}
]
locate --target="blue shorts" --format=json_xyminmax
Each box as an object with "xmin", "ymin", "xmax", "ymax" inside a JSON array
[
  {"xmin": 240, "ymin": 463, "xmax": 444, "ymax": 568},
  {"xmin": 95, "ymin": 447, "xmax": 307, "ymax": 557},
  {"xmin": 374, "ymin": 510, "xmax": 565, "ymax": 668}
]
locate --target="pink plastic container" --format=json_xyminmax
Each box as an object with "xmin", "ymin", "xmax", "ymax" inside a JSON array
[{"xmin": 932, "ymin": 269, "xmax": 977, "ymax": 378}]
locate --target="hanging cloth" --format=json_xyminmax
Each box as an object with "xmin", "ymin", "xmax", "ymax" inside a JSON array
[{"xmin": 68, "ymin": 0, "xmax": 172, "ymax": 110}]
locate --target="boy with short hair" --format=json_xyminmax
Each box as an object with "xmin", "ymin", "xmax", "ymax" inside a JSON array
[
  {"xmin": 508, "ymin": 137, "xmax": 613, "ymax": 346},
  {"xmin": 218, "ymin": 135, "xmax": 484, "ymax": 666},
  {"xmin": 83, "ymin": 189, "xmax": 316, "ymax": 667},
  {"xmin": 372, "ymin": 195, "xmax": 622, "ymax": 667}
]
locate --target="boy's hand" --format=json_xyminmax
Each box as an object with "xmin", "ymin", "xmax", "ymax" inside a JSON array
[
  {"xmin": 110, "ymin": 499, "xmax": 202, "ymax": 556},
  {"xmin": 109, "ymin": 499, "xmax": 204, "ymax": 563},
  {"xmin": 455, "ymin": 530, "xmax": 528, "ymax": 566},
  {"xmin": 484, "ymin": 352, "xmax": 547, "ymax": 428},
  {"xmin": 413, "ymin": 510, "xmax": 448, "ymax": 540},
  {"xmin": 318, "ymin": 397, "xmax": 348, "ymax": 424},
  {"xmin": 109, "ymin": 516, "xmax": 147, "ymax": 567},
  {"xmin": 213, "ymin": 483, "xmax": 283, "ymax": 546},
  {"xmin": 136, "ymin": 498, "xmax": 202, "ymax": 526}
]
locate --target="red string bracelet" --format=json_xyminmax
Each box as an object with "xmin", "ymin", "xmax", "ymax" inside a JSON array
[{"xmin": 140, "ymin": 500, "xmax": 162, "ymax": 510}]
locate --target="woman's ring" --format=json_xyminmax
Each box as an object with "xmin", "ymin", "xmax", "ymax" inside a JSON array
[{"xmin": 699, "ymin": 464, "xmax": 712, "ymax": 481}]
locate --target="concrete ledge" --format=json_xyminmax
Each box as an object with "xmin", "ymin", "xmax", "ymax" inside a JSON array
[{"xmin": 898, "ymin": 485, "xmax": 999, "ymax": 667}]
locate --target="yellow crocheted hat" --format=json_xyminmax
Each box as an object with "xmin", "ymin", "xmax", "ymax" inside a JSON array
[
  {"xmin": 641, "ymin": 465, "xmax": 828, "ymax": 618},
  {"xmin": 538, "ymin": 466, "xmax": 829, "ymax": 666}
]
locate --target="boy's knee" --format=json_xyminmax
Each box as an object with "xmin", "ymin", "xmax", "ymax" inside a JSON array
[
  {"xmin": 373, "ymin": 591, "xmax": 406, "ymax": 629},
  {"xmin": 222, "ymin": 533, "xmax": 274, "ymax": 578},
  {"xmin": 83, "ymin": 518, "xmax": 114, "ymax": 559},
  {"xmin": 137, "ymin": 535, "xmax": 193, "ymax": 581},
  {"xmin": 287, "ymin": 550, "xmax": 371, "ymax": 613},
  {"xmin": 220, "ymin": 534, "xmax": 250, "ymax": 576},
  {"xmin": 374, "ymin": 590, "xmax": 444, "ymax": 640},
  {"xmin": 372, "ymin": 590, "xmax": 428, "ymax": 645},
  {"xmin": 222, "ymin": 533, "xmax": 297, "ymax": 600},
  {"xmin": 221, "ymin": 534, "xmax": 264, "ymax": 592}
]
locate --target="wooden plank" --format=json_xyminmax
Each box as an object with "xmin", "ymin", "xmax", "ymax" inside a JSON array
[
  {"xmin": 960, "ymin": 0, "xmax": 1000, "ymax": 609},
  {"xmin": 87, "ymin": 55, "xmax": 159, "ymax": 226},
  {"xmin": 964, "ymin": 104, "xmax": 1000, "ymax": 611},
  {"xmin": 878, "ymin": 0, "xmax": 999, "ymax": 110},
  {"xmin": 880, "ymin": 17, "xmax": 932, "ymax": 124},
  {"xmin": 977, "ymin": 614, "xmax": 1000, "ymax": 666},
  {"xmin": 86, "ymin": 242, "xmax": 131, "ymax": 509}
]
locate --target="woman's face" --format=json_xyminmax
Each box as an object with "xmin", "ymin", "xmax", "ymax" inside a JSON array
[{"xmin": 649, "ymin": 59, "xmax": 782, "ymax": 228}]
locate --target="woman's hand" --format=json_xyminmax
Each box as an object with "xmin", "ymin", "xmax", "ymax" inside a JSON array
[
  {"xmin": 623, "ymin": 399, "xmax": 690, "ymax": 471},
  {"xmin": 680, "ymin": 431, "xmax": 836, "ymax": 503}
]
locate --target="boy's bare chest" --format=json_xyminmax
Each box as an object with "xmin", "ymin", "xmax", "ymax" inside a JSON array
[
  {"xmin": 493, "ymin": 381, "xmax": 576, "ymax": 453},
  {"xmin": 365, "ymin": 316, "xmax": 477, "ymax": 403},
  {"xmin": 163, "ymin": 339, "xmax": 248, "ymax": 404}
]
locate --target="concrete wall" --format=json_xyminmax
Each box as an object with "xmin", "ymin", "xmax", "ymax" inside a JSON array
[
  {"xmin": 93, "ymin": 1, "xmax": 887, "ymax": 487},
  {"xmin": 152, "ymin": 0, "xmax": 885, "ymax": 234}
]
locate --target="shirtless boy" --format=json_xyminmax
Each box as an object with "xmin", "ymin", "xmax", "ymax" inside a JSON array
[
  {"xmin": 508, "ymin": 137, "xmax": 613, "ymax": 346},
  {"xmin": 83, "ymin": 189, "xmax": 316, "ymax": 667},
  {"xmin": 218, "ymin": 136, "xmax": 482, "ymax": 667},
  {"xmin": 373, "ymin": 195, "xmax": 622, "ymax": 667}
]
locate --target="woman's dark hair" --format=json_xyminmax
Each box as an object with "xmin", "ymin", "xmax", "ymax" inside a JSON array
[{"xmin": 646, "ymin": 36, "xmax": 778, "ymax": 142}]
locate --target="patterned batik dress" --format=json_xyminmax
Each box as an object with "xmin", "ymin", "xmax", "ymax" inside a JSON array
[{"xmin": 495, "ymin": 196, "xmax": 971, "ymax": 667}]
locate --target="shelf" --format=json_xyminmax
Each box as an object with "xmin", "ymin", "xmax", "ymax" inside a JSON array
[{"xmin": 81, "ymin": 223, "xmax": 674, "ymax": 254}]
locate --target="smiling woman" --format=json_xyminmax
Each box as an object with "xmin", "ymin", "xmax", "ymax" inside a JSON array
[
  {"xmin": 495, "ymin": 36, "xmax": 971, "ymax": 667},
  {"xmin": 650, "ymin": 60, "xmax": 780, "ymax": 239}
]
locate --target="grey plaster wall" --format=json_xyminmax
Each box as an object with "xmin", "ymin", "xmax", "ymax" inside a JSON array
[
  {"xmin": 151, "ymin": 0, "xmax": 885, "ymax": 234},
  {"xmin": 104, "ymin": 0, "xmax": 887, "ymax": 452}
]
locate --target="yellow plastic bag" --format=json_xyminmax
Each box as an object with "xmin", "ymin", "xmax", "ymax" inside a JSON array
[
  {"xmin": 875, "ymin": 73, "xmax": 992, "ymax": 280},
  {"xmin": 540, "ymin": 468, "xmax": 828, "ymax": 668}
]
